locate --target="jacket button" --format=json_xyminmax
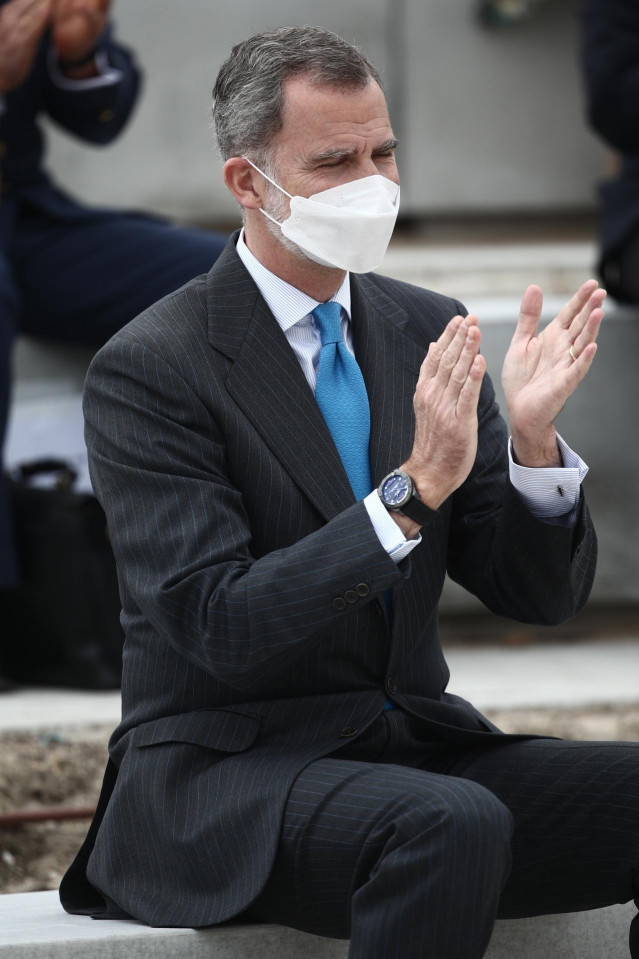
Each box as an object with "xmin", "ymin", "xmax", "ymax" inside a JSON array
[
  {"xmin": 339, "ymin": 726, "xmax": 358, "ymax": 737},
  {"xmin": 99, "ymin": 108, "xmax": 116, "ymax": 123},
  {"xmin": 333, "ymin": 597, "xmax": 347, "ymax": 611},
  {"xmin": 344, "ymin": 589, "xmax": 358, "ymax": 604},
  {"xmin": 386, "ymin": 676, "xmax": 397, "ymax": 696},
  {"xmin": 356, "ymin": 583, "xmax": 369, "ymax": 597}
]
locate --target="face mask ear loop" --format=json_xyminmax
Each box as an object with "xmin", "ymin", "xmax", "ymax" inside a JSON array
[{"xmin": 242, "ymin": 157, "xmax": 294, "ymax": 226}]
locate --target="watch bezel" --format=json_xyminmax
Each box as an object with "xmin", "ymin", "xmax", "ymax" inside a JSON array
[{"xmin": 378, "ymin": 470, "xmax": 415, "ymax": 511}]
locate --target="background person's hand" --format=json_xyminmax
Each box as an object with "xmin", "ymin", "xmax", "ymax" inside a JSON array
[
  {"xmin": 501, "ymin": 280, "xmax": 605, "ymax": 467},
  {"xmin": 51, "ymin": 0, "xmax": 110, "ymax": 64},
  {"xmin": 400, "ymin": 314, "xmax": 486, "ymax": 519},
  {"xmin": 0, "ymin": 0, "xmax": 53, "ymax": 94}
]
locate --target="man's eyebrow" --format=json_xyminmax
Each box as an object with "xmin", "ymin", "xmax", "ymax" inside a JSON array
[
  {"xmin": 310, "ymin": 138, "xmax": 399, "ymax": 164},
  {"xmin": 310, "ymin": 146, "xmax": 358, "ymax": 164},
  {"xmin": 373, "ymin": 137, "xmax": 399, "ymax": 153}
]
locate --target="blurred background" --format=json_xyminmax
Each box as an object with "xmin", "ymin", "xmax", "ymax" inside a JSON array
[
  {"xmin": 44, "ymin": 0, "xmax": 606, "ymax": 223},
  {"xmin": 2, "ymin": 0, "xmax": 639, "ymax": 896}
]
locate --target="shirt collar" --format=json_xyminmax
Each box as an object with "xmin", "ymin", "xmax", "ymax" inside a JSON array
[{"xmin": 236, "ymin": 228, "xmax": 351, "ymax": 333}]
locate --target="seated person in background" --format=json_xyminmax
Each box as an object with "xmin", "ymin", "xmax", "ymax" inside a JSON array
[
  {"xmin": 0, "ymin": 0, "xmax": 227, "ymax": 614},
  {"xmin": 583, "ymin": 0, "xmax": 639, "ymax": 305},
  {"xmin": 60, "ymin": 25, "xmax": 639, "ymax": 959}
]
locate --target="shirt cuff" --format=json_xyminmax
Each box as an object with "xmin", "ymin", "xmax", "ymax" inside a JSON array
[
  {"xmin": 508, "ymin": 432, "xmax": 588, "ymax": 519},
  {"xmin": 363, "ymin": 490, "xmax": 422, "ymax": 564},
  {"xmin": 47, "ymin": 49, "xmax": 123, "ymax": 91}
]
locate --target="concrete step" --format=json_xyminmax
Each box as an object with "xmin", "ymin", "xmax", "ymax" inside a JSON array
[
  {"xmin": 0, "ymin": 890, "xmax": 634, "ymax": 958},
  {"xmin": 382, "ymin": 240, "xmax": 599, "ymax": 299}
]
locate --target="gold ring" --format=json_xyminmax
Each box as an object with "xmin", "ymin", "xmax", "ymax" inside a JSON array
[{"xmin": 569, "ymin": 344, "xmax": 577, "ymax": 362}]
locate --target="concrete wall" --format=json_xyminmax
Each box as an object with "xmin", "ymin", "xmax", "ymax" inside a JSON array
[{"xmin": 43, "ymin": 0, "xmax": 606, "ymax": 223}]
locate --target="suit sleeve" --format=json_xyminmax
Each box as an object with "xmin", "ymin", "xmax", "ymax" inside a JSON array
[
  {"xmin": 42, "ymin": 26, "xmax": 141, "ymax": 145},
  {"xmin": 446, "ymin": 369, "xmax": 597, "ymax": 625},
  {"xmin": 582, "ymin": 0, "xmax": 639, "ymax": 152},
  {"xmin": 84, "ymin": 332, "xmax": 404, "ymax": 692}
]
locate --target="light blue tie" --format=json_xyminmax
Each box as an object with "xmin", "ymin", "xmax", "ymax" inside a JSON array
[
  {"xmin": 313, "ymin": 304, "xmax": 397, "ymax": 710},
  {"xmin": 312, "ymin": 302, "xmax": 372, "ymax": 501}
]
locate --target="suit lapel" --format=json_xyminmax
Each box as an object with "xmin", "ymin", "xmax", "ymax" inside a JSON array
[
  {"xmin": 207, "ymin": 240, "xmax": 354, "ymax": 522},
  {"xmin": 206, "ymin": 240, "xmax": 429, "ymax": 524},
  {"xmin": 351, "ymin": 274, "xmax": 426, "ymax": 488}
]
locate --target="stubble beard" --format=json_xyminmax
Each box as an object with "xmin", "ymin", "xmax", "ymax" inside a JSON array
[{"xmin": 261, "ymin": 178, "xmax": 316, "ymax": 266}]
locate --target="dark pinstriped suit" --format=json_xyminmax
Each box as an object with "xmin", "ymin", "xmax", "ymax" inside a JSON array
[{"xmin": 60, "ymin": 235, "xmax": 639, "ymax": 956}]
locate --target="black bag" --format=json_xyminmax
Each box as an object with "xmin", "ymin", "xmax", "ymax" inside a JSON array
[{"xmin": 3, "ymin": 459, "xmax": 123, "ymax": 689}]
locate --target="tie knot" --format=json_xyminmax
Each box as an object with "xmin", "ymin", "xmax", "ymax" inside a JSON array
[{"xmin": 312, "ymin": 302, "xmax": 343, "ymax": 345}]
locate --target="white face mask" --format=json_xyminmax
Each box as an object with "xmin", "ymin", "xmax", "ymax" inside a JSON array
[{"xmin": 245, "ymin": 158, "xmax": 400, "ymax": 274}]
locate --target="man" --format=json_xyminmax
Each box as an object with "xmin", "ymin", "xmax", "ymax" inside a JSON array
[
  {"xmin": 582, "ymin": 0, "xmax": 639, "ymax": 305},
  {"xmin": 0, "ymin": 0, "xmax": 226, "ymax": 609},
  {"xmin": 61, "ymin": 26, "xmax": 639, "ymax": 959}
]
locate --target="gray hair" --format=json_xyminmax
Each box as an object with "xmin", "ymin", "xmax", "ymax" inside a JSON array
[{"xmin": 212, "ymin": 25, "xmax": 382, "ymax": 166}]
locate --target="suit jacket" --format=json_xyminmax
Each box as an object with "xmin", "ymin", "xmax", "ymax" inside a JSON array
[
  {"xmin": 60, "ymin": 234, "xmax": 597, "ymax": 927},
  {"xmin": 0, "ymin": 15, "xmax": 140, "ymax": 252},
  {"xmin": 582, "ymin": 0, "xmax": 639, "ymax": 262}
]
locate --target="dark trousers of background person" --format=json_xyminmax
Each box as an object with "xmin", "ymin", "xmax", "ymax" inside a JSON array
[
  {"xmin": 245, "ymin": 709, "xmax": 639, "ymax": 959},
  {"xmin": 0, "ymin": 206, "xmax": 226, "ymax": 590}
]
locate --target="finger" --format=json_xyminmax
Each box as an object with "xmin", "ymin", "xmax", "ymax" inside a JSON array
[
  {"xmin": 16, "ymin": 0, "xmax": 51, "ymax": 35},
  {"xmin": 456, "ymin": 354, "xmax": 486, "ymax": 417},
  {"xmin": 13, "ymin": 0, "xmax": 48, "ymax": 18},
  {"xmin": 513, "ymin": 285, "xmax": 543, "ymax": 341},
  {"xmin": 572, "ymin": 306, "xmax": 604, "ymax": 358},
  {"xmin": 420, "ymin": 315, "xmax": 464, "ymax": 379},
  {"xmin": 568, "ymin": 287, "xmax": 606, "ymax": 341},
  {"xmin": 17, "ymin": 0, "xmax": 50, "ymax": 22},
  {"xmin": 565, "ymin": 341, "xmax": 598, "ymax": 392},
  {"xmin": 435, "ymin": 318, "xmax": 476, "ymax": 387},
  {"xmin": 556, "ymin": 278, "xmax": 599, "ymax": 330},
  {"xmin": 14, "ymin": 0, "xmax": 48, "ymax": 27},
  {"xmin": 446, "ymin": 324, "xmax": 482, "ymax": 396}
]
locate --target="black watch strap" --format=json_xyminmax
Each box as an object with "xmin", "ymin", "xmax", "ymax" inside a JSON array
[{"xmin": 399, "ymin": 494, "xmax": 438, "ymax": 527}]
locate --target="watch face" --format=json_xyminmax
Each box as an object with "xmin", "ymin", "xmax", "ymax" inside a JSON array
[{"xmin": 381, "ymin": 472, "xmax": 410, "ymax": 507}]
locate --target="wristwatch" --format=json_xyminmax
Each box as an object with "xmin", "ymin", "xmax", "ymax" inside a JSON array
[{"xmin": 377, "ymin": 469, "xmax": 438, "ymax": 527}]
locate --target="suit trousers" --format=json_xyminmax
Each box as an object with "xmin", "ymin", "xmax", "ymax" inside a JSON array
[
  {"xmin": 0, "ymin": 208, "xmax": 226, "ymax": 587},
  {"xmin": 244, "ymin": 709, "xmax": 639, "ymax": 959}
]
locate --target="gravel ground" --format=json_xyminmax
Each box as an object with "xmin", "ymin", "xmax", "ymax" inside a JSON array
[{"xmin": 2, "ymin": 703, "xmax": 639, "ymax": 896}]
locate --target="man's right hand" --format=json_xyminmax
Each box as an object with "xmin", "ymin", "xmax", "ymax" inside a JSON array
[
  {"xmin": 0, "ymin": 0, "xmax": 53, "ymax": 95},
  {"xmin": 400, "ymin": 314, "xmax": 486, "ymax": 518}
]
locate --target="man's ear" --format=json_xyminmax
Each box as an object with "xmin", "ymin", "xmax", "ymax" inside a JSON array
[{"xmin": 223, "ymin": 157, "xmax": 266, "ymax": 210}]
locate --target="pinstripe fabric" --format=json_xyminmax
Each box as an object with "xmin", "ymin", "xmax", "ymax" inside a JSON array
[
  {"xmin": 237, "ymin": 228, "xmax": 587, "ymax": 525},
  {"xmin": 60, "ymin": 234, "xmax": 598, "ymax": 934},
  {"xmin": 245, "ymin": 713, "xmax": 639, "ymax": 958}
]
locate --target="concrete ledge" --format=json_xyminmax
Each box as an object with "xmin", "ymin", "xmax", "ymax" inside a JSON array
[{"xmin": 0, "ymin": 890, "xmax": 634, "ymax": 959}]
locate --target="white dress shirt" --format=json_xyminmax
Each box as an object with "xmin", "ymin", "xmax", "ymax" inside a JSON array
[{"xmin": 235, "ymin": 230, "xmax": 587, "ymax": 565}]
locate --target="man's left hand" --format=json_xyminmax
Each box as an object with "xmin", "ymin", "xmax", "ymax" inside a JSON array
[
  {"xmin": 51, "ymin": 0, "xmax": 110, "ymax": 65},
  {"xmin": 502, "ymin": 280, "xmax": 605, "ymax": 468}
]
